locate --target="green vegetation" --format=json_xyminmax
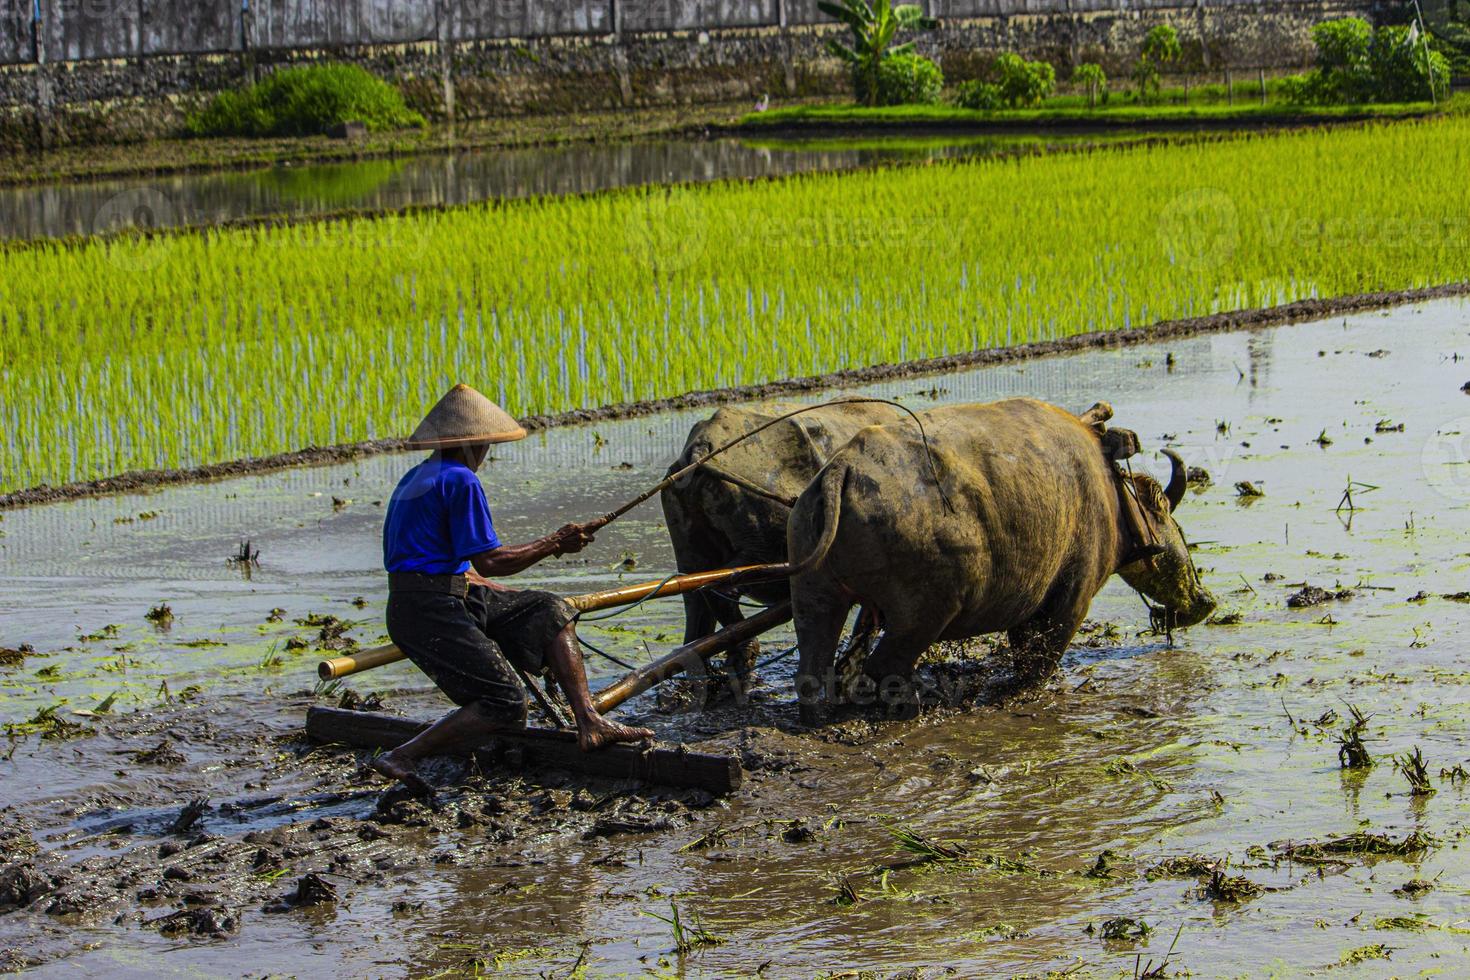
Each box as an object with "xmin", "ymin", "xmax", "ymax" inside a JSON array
[
  {"xmin": 1074, "ymin": 63, "xmax": 1108, "ymax": 109},
  {"xmin": 993, "ymin": 53, "xmax": 1057, "ymax": 108},
  {"xmin": 4, "ymin": 117, "xmax": 1470, "ymax": 491},
  {"xmin": 869, "ymin": 52, "xmax": 945, "ymax": 106},
  {"xmin": 819, "ymin": 0, "xmax": 937, "ymax": 106},
  {"xmin": 1383, "ymin": 0, "xmax": 1470, "ymax": 73},
  {"xmin": 187, "ymin": 64, "xmax": 426, "ymax": 138},
  {"xmin": 1133, "ymin": 25, "xmax": 1183, "ymax": 102},
  {"xmin": 1282, "ymin": 17, "xmax": 1451, "ymax": 105},
  {"xmin": 738, "ymin": 97, "xmax": 1453, "ymax": 131}
]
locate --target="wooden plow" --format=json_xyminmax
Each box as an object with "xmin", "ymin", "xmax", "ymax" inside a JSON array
[{"xmin": 308, "ymin": 566, "xmax": 796, "ymax": 795}]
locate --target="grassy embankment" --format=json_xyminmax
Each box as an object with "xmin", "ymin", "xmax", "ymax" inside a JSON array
[
  {"xmin": 2, "ymin": 115, "xmax": 1469, "ymax": 493},
  {"xmin": 0, "ymin": 101, "xmax": 761, "ymax": 188},
  {"xmin": 736, "ymin": 90, "xmax": 1468, "ymax": 132}
]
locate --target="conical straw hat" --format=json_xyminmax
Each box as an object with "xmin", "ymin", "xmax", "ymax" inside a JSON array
[{"xmin": 406, "ymin": 384, "xmax": 527, "ymax": 448}]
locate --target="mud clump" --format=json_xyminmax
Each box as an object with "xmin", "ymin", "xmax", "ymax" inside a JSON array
[
  {"xmin": 264, "ymin": 873, "xmax": 337, "ymax": 913},
  {"xmin": 1145, "ymin": 855, "xmax": 1220, "ymax": 880},
  {"xmin": 1393, "ymin": 878, "xmax": 1435, "ymax": 898},
  {"xmin": 168, "ymin": 799, "xmax": 210, "ymax": 835},
  {"xmin": 1287, "ymin": 585, "xmax": 1354, "ymax": 608},
  {"xmin": 131, "ymin": 740, "xmax": 186, "ymax": 766},
  {"xmin": 152, "ymin": 905, "xmax": 240, "ymax": 937},
  {"xmin": 295, "ymin": 613, "xmax": 357, "ymax": 651},
  {"xmin": 337, "ymin": 690, "xmax": 384, "ymax": 712},
  {"xmin": 0, "ymin": 863, "xmax": 60, "ymax": 911},
  {"xmin": 0, "ymin": 644, "xmax": 33, "ymax": 667},
  {"xmin": 1272, "ymin": 831, "xmax": 1437, "ymax": 863},
  {"xmin": 1200, "ymin": 868, "xmax": 1262, "ymax": 903}
]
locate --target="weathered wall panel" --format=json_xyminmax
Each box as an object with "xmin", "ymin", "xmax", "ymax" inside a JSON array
[
  {"xmin": 1, "ymin": 0, "xmax": 29, "ymax": 64},
  {"xmin": 142, "ymin": 0, "xmax": 235, "ymax": 55},
  {"xmin": 45, "ymin": 0, "xmax": 141, "ymax": 61},
  {"xmin": 0, "ymin": 0, "xmax": 1382, "ymax": 60},
  {"xmin": 362, "ymin": 0, "xmax": 438, "ymax": 45}
]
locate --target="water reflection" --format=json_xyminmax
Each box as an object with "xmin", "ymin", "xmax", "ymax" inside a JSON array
[{"xmin": 0, "ymin": 134, "xmax": 1125, "ymax": 241}]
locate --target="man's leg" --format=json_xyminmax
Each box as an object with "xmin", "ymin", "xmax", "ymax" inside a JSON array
[
  {"xmin": 544, "ymin": 622, "xmax": 654, "ymax": 751},
  {"xmin": 371, "ymin": 700, "xmax": 522, "ymax": 795}
]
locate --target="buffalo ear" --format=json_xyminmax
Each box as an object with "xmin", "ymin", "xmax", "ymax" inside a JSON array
[{"xmin": 1162, "ymin": 449, "xmax": 1186, "ymax": 512}]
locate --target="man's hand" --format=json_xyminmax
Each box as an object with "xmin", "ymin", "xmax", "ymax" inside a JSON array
[{"xmin": 552, "ymin": 522, "xmax": 596, "ymax": 556}]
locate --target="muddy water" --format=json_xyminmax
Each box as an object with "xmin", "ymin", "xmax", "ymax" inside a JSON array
[
  {"xmin": 0, "ymin": 133, "xmax": 1121, "ymax": 241},
  {"xmin": 4, "ymin": 299, "xmax": 1470, "ymax": 976}
]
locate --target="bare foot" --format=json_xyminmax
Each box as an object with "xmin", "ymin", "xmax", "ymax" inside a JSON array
[
  {"xmin": 577, "ymin": 714, "xmax": 654, "ymax": 751},
  {"xmin": 368, "ymin": 752, "xmax": 434, "ymax": 797}
]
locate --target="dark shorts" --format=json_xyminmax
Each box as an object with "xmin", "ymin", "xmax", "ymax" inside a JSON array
[{"xmin": 386, "ymin": 585, "xmax": 577, "ymax": 713}]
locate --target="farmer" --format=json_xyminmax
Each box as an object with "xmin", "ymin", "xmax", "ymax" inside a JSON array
[{"xmin": 371, "ymin": 383, "xmax": 652, "ymax": 794}]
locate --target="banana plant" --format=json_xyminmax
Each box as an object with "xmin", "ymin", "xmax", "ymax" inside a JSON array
[{"xmin": 818, "ymin": 0, "xmax": 938, "ymax": 106}]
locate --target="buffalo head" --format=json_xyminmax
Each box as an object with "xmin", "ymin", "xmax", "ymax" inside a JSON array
[{"xmin": 1117, "ymin": 449, "xmax": 1216, "ymax": 629}]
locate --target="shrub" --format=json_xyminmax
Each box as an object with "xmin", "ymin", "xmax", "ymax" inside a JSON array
[
  {"xmin": 857, "ymin": 52, "xmax": 944, "ymax": 106},
  {"xmin": 1283, "ymin": 17, "xmax": 1451, "ymax": 104},
  {"xmin": 952, "ymin": 79, "xmax": 1004, "ymax": 111},
  {"xmin": 1370, "ymin": 25, "xmax": 1452, "ymax": 101},
  {"xmin": 994, "ymin": 52, "xmax": 1057, "ymax": 108},
  {"xmin": 1074, "ymin": 62, "xmax": 1108, "ymax": 108},
  {"xmin": 187, "ymin": 64, "xmax": 426, "ymax": 138}
]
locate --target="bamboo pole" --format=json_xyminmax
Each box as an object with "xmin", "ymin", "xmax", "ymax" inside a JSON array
[
  {"xmin": 320, "ymin": 602, "xmax": 791, "ymax": 714},
  {"xmin": 317, "ymin": 563, "xmax": 791, "ymax": 680},
  {"xmin": 591, "ymin": 603, "xmax": 792, "ymax": 714}
]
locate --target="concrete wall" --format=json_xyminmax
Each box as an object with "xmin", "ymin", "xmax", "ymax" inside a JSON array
[
  {"xmin": 1, "ymin": 0, "xmax": 1381, "ymax": 64},
  {"xmin": 0, "ymin": 0, "xmax": 1379, "ymax": 150}
]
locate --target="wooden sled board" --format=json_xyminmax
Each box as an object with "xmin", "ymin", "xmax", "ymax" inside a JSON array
[{"xmin": 305, "ymin": 706, "xmax": 742, "ymax": 796}]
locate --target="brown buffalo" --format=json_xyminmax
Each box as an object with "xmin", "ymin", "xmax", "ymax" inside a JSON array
[
  {"xmin": 785, "ymin": 397, "xmax": 1216, "ymax": 722},
  {"xmin": 660, "ymin": 399, "xmax": 908, "ymax": 678}
]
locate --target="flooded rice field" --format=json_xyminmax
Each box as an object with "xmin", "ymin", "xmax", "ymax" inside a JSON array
[
  {"xmin": 4, "ymin": 298, "xmax": 1470, "ymax": 976},
  {"xmin": 0, "ymin": 132, "xmax": 1124, "ymax": 241}
]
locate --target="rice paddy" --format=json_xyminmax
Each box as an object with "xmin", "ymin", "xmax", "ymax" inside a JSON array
[{"xmin": 4, "ymin": 115, "xmax": 1470, "ymax": 493}]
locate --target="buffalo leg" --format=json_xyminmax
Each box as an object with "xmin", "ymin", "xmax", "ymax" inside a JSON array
[
  {"xmin": 792, "ymin": 585, "xmax": 851, "ymax": 726},
  {"xmin": 1006, "ymin": 603, "xmax": 1088, "ymax": 694},
  {"xmin": 684, "ymin": 589, "xmax": 760, "ymax": 683},
  {"xmin": 861, "ymin": 621, "xmax": 947, "ymax": 722}
]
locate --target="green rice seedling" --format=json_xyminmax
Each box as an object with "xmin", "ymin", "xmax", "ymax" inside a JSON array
[
  {"xmin": 258, "ymin": 642, "xmax": 283, "ymax": 671},
  {"xmin": 4, "ymin": 117, "xmax": 1470, "ymax": 492},
  {"xmin": 640, "ymin": 900, "xmax": 723, "ymax": 953},
  {"xmin": 887, "ymin": 823, "xmax": 969, "ymax": 863}
]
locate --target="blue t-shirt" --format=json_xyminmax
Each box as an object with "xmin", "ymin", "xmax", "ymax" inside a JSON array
[{"xmin": 383, "ymin": 458, "xmax": 502, "ymax": 574}]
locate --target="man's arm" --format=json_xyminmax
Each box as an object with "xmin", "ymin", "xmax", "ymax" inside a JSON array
[{"xmin": 468, "ymin": 523, "xmax": 595, "ymax": 579}]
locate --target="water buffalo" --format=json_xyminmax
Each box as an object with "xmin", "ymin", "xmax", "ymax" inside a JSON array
[
  {"xmin": 785, "ymin": 397, "xmax": 1216, "ymax": 722},
  {"xmin": 661, "ymin": 399, "xmax": 907, "ymax": 678}
]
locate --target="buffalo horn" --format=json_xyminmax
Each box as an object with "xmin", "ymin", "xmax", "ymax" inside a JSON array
[{"xmin": 1162, "ymin": 449, "xmax": 1187, "ymax": 512}]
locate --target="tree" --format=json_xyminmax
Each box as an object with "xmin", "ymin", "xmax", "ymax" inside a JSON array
[
  {"xmin": 1074, "ymin": 63, "xmax": 1108, "ymax": 109},
  {"xmin": 819, "ymin": 0, "xmax": 939, "ymax": 106},
  {"xmin": 1132, "ymin": 24, "xmax": 1182, "ymax": 102}
]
